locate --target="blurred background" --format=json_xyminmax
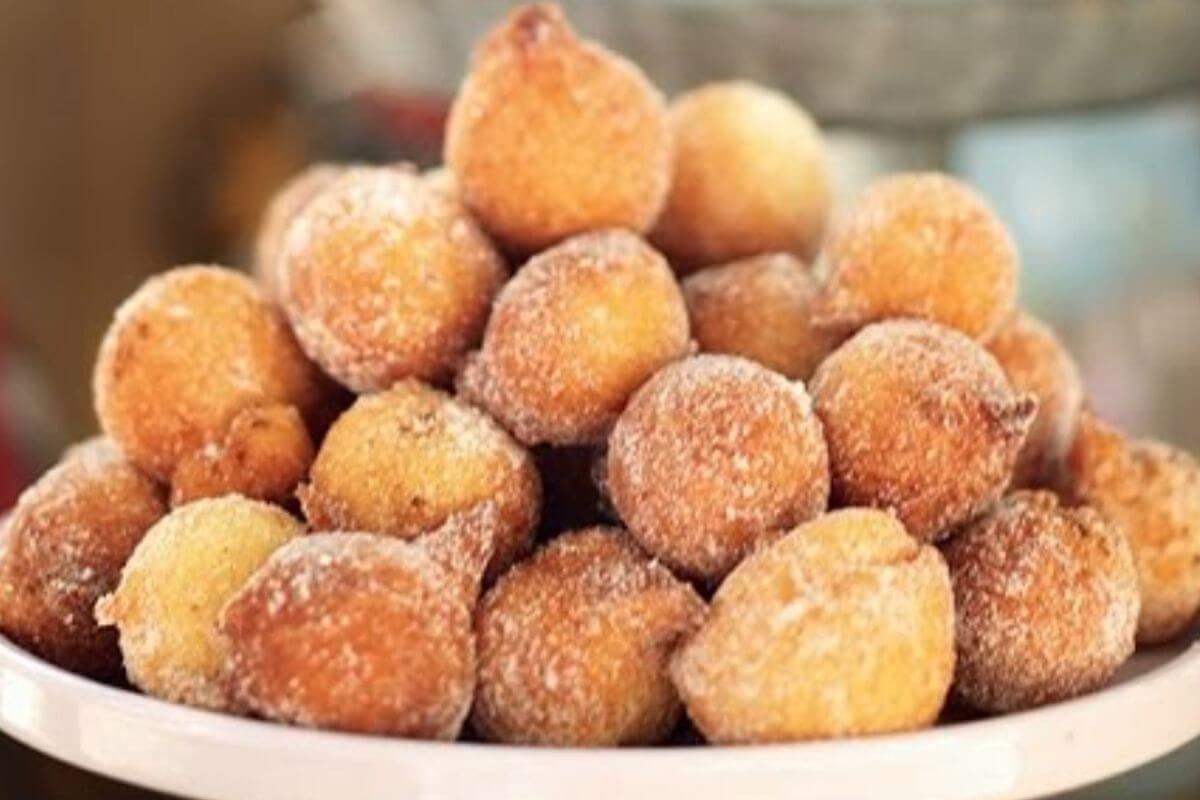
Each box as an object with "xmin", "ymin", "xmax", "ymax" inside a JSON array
[{"xmin": 1, "ymin": 1, "xmax": 1199, "ymax": 797}]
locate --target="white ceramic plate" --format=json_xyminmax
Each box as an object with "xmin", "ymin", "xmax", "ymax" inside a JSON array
[{"xmin": 1, "ymin": 633, "xmax": 1198, "ymax": 800}]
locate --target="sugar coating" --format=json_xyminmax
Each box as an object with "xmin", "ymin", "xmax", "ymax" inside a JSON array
[
  {"xmin": 95, "ymin": 496, "xmax": 303, "ymax": 710},
  {"xmin": 93, "ymin": 265, "xmax": 328, "ymax": 484},
  {"xmin": 986, "ymin": 311, "xmax": 1084, "ymax": 489},
  {"xmin": 671, "ymin": 509, "xmax": 955, "ymax": 743},
  {"xmin": 1061, "ymin": 411, "xmax": 1200, "ymax": 644},
  {"xmin": 606, "ymin": 355, "xmax": 830, "ymax": 582},
  {"xmin": 277, "ymin": 164, "xmax": 507, "ymax": 392},
  {"xmin": 811, "ymin": 319, "xmax": 1036, "ymax": 542},
  {"xmin": 0, "ymin": 438, "xmax": 166, "ymax": 679},
  {"xmin": 444, "ymin": 4, "xmax": 672, "ymax": 254},
  {"xmin": 220, "ymin": 532, "xmax": 480, "ymax": 739},
  {"xmin": 254, "ymin": 164, "xmax": 345, "ymax": 302},
  {"xmin": 171, "ymin": 403, "xmax": 314, "ymax": 507},
  {"xmin": 458, "ymin": 229, "xmax": 690, "ymax": 446},
  {"xmin": 942, "ymin": 491, "xmax": 1138, "ymax": 713},
  {"xmin": 683, "ymin": 253, "xmax": 842, "ymax": 381},
  {"xmin": 299, "ymin": 380, "xmax": 540, "ymax": 580},
  {"xmin": 473, "ymin": 527, "xmax": 706, "ymax": 746},
  {"xmin": 651, "ymin": 82, "xmax": 830, "ymax": 274},
  {"xmin": 816, "ymin": 173, "xmax": 1018, "ymax": 340}
]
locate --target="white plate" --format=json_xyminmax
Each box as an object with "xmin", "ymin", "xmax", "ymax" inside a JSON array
[{"xmin": 1, "ymin": 633, "xmax": 1198, "ymax": 800}]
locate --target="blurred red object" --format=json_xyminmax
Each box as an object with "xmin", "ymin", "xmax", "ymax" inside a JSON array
[{"xmin": 0, "ymin": 311, "xmax": 26, "ymax": 510}]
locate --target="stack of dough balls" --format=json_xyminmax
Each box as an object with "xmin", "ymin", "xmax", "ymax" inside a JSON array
[{"xmin": 1, "ymin": 2, "xmax": 1194, "ymax": 753}]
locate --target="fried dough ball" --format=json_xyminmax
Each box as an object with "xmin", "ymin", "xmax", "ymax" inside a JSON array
[
  {"xmin": 221, "ymin": 532, "xmax": 485, "ymax": 738},
  {"xmin": 651, "ymin": 82, "xmax": 830, "ymax": 273},
  {"xmin": 682, "ymin": 253, "xmax": 841, "ymax": 380},
  {"xmin": 606, "ymin": 355, "xmax": 830, "ymax": 582},
  {"xmin": 672, "ymin": 509, "xmax": 955, "ymax": 743},
  {"xmin": 277, "ymin": 165, "xmax": 507, "ymax": 391},
  {"xmin": 445, "ymin": 4, "xmax": 672, "ymax": 254},
  {"xmin": 944, "ymin": 491, "xmax": 1138, "ymax": 713},
  {"xmin": 299, "ymin": 381, "xmax": 540, "ymax": 579},
  {"xmin": 473, "ymin": 527, "xmax": 706, "ymax": 746},
  {"xmin": 0, "ymin": 439, "xmax": 166, "ymax": 679},
  {"xmin": 811, "ymin": 320, "xmax": 1035, "ymax": 542},
  {"xmin": 170, "ymin": 404, "xmax": 314, "ymax": 508},
  {"xmin": 253, "ymin": 163, "xmax": 343, "ymax": 301},
  {"xmin": 95, "ymin": 496, "xmax": 303, "ymax": 709},
  {"xmin": 94, "ymin": 266, "xmax": 326, "ymax": 498},
  {"xmin": 817, "ymin": 173, "xmax": 1019, "ymax": 340},
  {"xmin": 986, "ymin": 312, "xmax": 1084, "ymax": 489},
  {"xmin": 458, "ymin": 230, "xmax": 690, "ymax": 446},
  {"xmin": 1062, "ymin": 411, "xmax": 1200, "ymax": 644}
]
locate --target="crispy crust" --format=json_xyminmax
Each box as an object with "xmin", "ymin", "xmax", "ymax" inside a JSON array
[{"xmin": 811, "ymin": 319, "xmax": 1035, "ymax": 541}]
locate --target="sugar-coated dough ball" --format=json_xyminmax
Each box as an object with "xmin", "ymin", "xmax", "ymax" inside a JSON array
[
  {"xmin": 473, "ymin": 528, "xmax": 706, "ymax": 745},
  {"xmin": 254, "ymin": 164, "xmax": 344, "ymax": 301},
  {"xmin": 817, "ymin": 173, "xmax": 1019, "ymax": 340},
  {"xmin": 811, "ymin": 320, "xmax": 1035, "ymax": 541},
  {"xmin": 445, "ymin": 4, "xmax": 672, "ymax": 254},
  {"xmin": 651, "ymin": 82, "xmax": 830, "ymax": 273},
  {"xmin": 986, "ymin": 312, "xmax": 1084, "ymax": 489},
  {"xmin": 221, "ymin": 532, "xmax": 483, "ymax": 738},
  {"xmin": 170, "ymin": 404, "xmax": 314, "ymax": 508},
  {"xmin": 94, "ymin": 266, "xmax": 327, "ymax": 491},
  {"xmin": 943, "ymin": 491, "xmax": 1138, "ymax": 713},
  {"xmin": 299, "ymin": 380, "xmax": 540, "ymax": 579},
  {"xmin": 277, "ymin": 165, "xmax": 507, "ymax": 391},
  {"xmin": 683, "ymin": 253, "xmax": 841, "ymax": 380},
  {"xmin": 95, "ymin": 496, "xmax": 303, "ymax": 709},
  {"xmin": 458, "ymin": 230, "xmax": 690, "ymax": 446},
  {"xmin": 0, "ymin": 439, "xmax": 166, "ymax": 679},
  {"xmin": 606, "ymin": 355, "xmax": 830, "ymax": 582},
  {"xmin": 672, "ymin": 509, "xmax": 954, "ymax": 743},
  {"xmin": 1062, "ymin": 411, "xmax": 1200, "ymax": 644}
]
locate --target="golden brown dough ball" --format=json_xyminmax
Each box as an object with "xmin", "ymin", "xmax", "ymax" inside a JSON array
[
  {"xmin": 672, "ymin": 509, "xmax": 954, "ymax": 743},
  {"xmin": 444, "ymin": 4, "xmax": 672, "ymax": 254},
  {"xmin": 299, "ymin": 380, "xmax": 540, "ymax": 580},
  {"xmin": 651, "ymin": 82, "xmax": 830, "ymax": 273},
  {"xmin": 0, "ymin": 439, "xmax": 166, "ymax": 679},
  {"xmin": 943, "ymin": 491, "xmax": 1138, "ymax": 713},
  {"xmin": 682, "ymin": 253, "xmax": 841, "ymax": 380},
  {"xmin": 816, "ymin": 173, "xmax": 1019, "ymax": 340},
  {"xmin": 95, "ymin": 496, "xmax": 303, "ymax": 709},
  {"xmin": 170, "ymin": 404, "xmax": 314, "ymax": 508},
  {"xmin": 458, "ymin": 229, "xmax": 690, "ymax": 446},
  {"xmin": 473, "ymin": 528, "xmax": 706, "ymax": 745},
  {"xmin": 1062, "ymin": 411, "xmax": 1200, "ymax": 644},
  {"xmin": 253, "ymin": 164, "xmax": 343, "ymax": 301},
  {"xmin": 277, "ymin": 165, "xmax": 507, "ymax": 391},
  {"xmin": 811, "ymin": 320, "xmax": 1035, "ymax": 542},
  {"xmin": 93, "ymin": 266, "xmax": 327, "ymax": 496},
  {"xmin": 605, "ymin": 355, "xmax": 830, "ymax": 582},
  {"xmin": 986, "ymin": 312, "xmax": 1085, "ymax": 489},
  {"xmin": 221, "ymin": 532, "xmax": 484, "ymax": 738}
]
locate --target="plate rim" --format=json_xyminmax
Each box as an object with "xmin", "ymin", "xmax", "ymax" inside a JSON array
[{"xmin": 2, "ymin": 631, "xmax": 1199, "ymax": 799}]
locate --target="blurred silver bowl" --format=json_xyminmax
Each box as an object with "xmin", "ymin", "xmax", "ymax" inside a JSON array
[{"xmin": 320, "ymin": 0, "xmax": 1200, "ymax": 127}]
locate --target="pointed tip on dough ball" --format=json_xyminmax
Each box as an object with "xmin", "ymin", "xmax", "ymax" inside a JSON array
[
  {"xmin": 811, "ymin": 319, "xmax": 1035, "ymax": 541},
  {"xmin": 445, "ymin": 4, "xmax": 672, "ymax": 254}
]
